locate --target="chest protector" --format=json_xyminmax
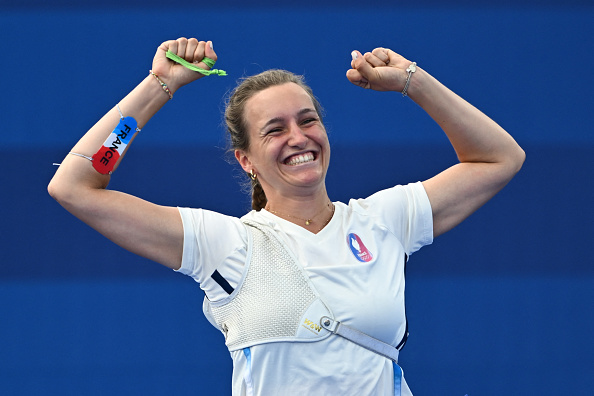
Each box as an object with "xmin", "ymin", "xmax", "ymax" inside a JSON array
[{"xmin": 204, "ymin": 220, "xmax": 334, "ymax": 351}]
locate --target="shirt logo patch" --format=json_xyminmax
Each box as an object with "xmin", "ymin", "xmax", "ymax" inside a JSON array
[
  {"xmin": 302, "ymin": 318, "xmax": 323, "ymax": 335},
  {"xmin": 347, "ymin": 233, "xmax": 373, "ymax": 262}
]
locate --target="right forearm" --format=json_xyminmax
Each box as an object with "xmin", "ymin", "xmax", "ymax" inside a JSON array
[
  {"xmin": 49, "ymin": 73, "xmax": 170, "ymax": 198},
  {"xmin": 72, "ymin": 73, "xmax": 170, "ymax": 176}
]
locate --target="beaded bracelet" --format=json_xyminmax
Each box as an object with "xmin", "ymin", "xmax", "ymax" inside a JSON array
[{"xmin": 149, "ymin": 70, "xmax": 173, "ymax": 100}]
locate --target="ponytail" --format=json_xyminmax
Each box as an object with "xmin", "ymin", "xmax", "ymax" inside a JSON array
[{"xmin": 251, "ymin": 179, "xmax": 267, "ymax": 211}]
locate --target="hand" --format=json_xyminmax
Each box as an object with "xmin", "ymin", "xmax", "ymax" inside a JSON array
[
  {"xmin": 346, "ymin": 47, "xmax": 413, "ymax": 92},
  {"xmin": 151, "ymin": 37, "xmax": 218, "ymax": 94}
]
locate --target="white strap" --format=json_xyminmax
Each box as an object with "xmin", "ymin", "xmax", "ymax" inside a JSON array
[{"xmin": 320, "ymin": 316, "xmax": 399, "ymax": 363}]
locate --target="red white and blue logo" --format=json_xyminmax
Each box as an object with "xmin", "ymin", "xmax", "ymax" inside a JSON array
[
  {"xmin": 92, "ymin": 117, "xmax": 136, "ymax": 175},
  {"xmin": 347, "ymin": 233, "xmax": 373, "ymax": 262}
]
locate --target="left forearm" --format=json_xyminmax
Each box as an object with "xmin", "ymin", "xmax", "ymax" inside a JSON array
[{"xmin": 407, "ymin": 67, "xmax": 525, "ymax": 169}]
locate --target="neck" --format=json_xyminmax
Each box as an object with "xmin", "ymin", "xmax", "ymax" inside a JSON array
[
  {"xmin": 264, "ymin": 182, "xmax": 329, "ymax": 213},
  {"xmin": 266, "ymin": 191, "xmax": 330, "ymax": 216},
  {"xmin": 265, "ymin": 194, "xmax": 334, "ymax": 233}
]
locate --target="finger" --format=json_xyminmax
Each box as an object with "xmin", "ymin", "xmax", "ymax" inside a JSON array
[
  {"xmin": 350, "ymin": 50, "xmax": 361, "ymax": 69},
  {"xmin": 346, "ymin": 68, "xmax": 360, "ymax": 82},
  {"xmin": 371, "ymin": 47, "xmax": 390, "ymax": 64},
  {"xmin": 351, "ymin": 50, "xmax": 376, "ymax": 83},
  {"xmin": 204, "ymin": 40, "xmax": 217, "ymax": 62},
  {"xmin": 364, "ymin": 51, "xmax": 388, "ymax": 68},
  {"xmin": 155, "ymin": 39, "xmax": 177, "ymax": 67},
  {"xmin": 192, "ymin": 40, "xmax": 206, "ymax": 65},
  {"xmin": 185, "ymin": 38, "xmax": 199, "ymax": 60},
  {"xmin": 381, "ymin": 49, "xmax": 408, "ymax": 69},
  {"xmin": 176, "ymin": 37, "xmax": 188, "ymax": 58},
  {"xmin": 346, "ymin": 68, "xmax": 370, "ymax": 89},
  {"xmin": 166, "ymin": 39, "xmax": 178, "ymax": 56}
]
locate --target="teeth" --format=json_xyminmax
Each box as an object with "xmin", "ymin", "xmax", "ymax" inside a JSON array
[{"xmin": 286, "ymin": 152, "xmax": 314, "ymax": 166}]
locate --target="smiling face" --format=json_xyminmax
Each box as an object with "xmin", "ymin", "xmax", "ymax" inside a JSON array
[{"xmin": 235, "ymin": 82, "xmax": 330, "ymax": 202}]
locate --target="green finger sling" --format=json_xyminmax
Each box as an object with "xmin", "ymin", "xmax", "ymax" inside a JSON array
[{"xmin": 166, "ymin": 50, "xmax": 227, "ymax": 76}]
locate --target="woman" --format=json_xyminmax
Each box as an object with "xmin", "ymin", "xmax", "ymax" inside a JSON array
[{"xmin": 48, "ymin": 37, "xmax": 525, "ymax": 395}]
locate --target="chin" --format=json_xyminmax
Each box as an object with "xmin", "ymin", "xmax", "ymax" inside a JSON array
[{"xmin": 293, "ymin": 172, "xmax": 326, "ymax": 188}]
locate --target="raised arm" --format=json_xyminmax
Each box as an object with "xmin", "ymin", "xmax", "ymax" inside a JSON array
[
  {"xmin": 347, "ymin": 48, "xmax": 525, "ymax": 238},
  {"xmin": 48, "ymin": 37, "xmax": 217, "ymax": 269}
]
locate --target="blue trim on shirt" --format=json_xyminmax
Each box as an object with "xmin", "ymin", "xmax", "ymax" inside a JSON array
[{"xmin": 393, "ymin": 361, "xmax": 402, "ymax": 396}]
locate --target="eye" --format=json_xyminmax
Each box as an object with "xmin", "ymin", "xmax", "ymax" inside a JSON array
[
  {"xmin": 301, "ymin": 117, "xmax": 318, "ymax": 126},
  {"xmin": 266, "ymin": 127, "xmax": 283, "ymax": 135}
]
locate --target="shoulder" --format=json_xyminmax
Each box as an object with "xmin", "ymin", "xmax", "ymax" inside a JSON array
[
  {"xmin": 342, "ymin": 182, "xmax": 433, "ymax": 253},
  {"xmin": 178, "ymin": 207, "xmax": 248, "ymax": 238},
  {"xmin": 347, "ymin": 182, "xmax": 430, "ymax": 215},
  {"xmin": 177, "ymin": 207, "xmax": 249, "ymax": 273}
]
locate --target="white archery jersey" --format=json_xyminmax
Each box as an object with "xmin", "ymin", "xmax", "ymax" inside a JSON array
[{"xmin": 177, "ymin": 182, "xmax": 433, "ymax": 395}]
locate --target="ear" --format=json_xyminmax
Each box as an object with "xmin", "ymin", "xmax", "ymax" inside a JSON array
[{"xmin": 235, "ymin": 149, "xmax": 254, "ymax": 173}]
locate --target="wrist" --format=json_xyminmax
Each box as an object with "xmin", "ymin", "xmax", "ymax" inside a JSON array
[
  {"xmin": 401, "ymin": 62, "xmax": 417, "ymax": 97},
  {"xmin": 400, "ymin": 65, "xmax": 428, "ymax": 101},
  {"xmin": 149, "ymin": 70, "xmax": 174, "ymax": 99}
]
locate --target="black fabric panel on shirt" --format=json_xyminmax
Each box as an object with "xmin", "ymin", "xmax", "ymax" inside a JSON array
[
  {"xmin": 396, "ymin": 253, "xmax": 409, "ymax": 351},
  {"xmin": 211, "ymin": 269, "xmax": 235, "ymax": 295}
]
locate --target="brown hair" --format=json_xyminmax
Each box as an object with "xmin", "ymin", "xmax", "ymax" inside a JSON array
[{"xmin": 224, "ymin": 69, "xmax": 324, "ymax": 211}]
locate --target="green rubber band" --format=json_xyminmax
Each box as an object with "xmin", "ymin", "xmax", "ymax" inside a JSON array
[{"xmin": 166, "ymin": 50, "xmax": 227, "ymax": 76}]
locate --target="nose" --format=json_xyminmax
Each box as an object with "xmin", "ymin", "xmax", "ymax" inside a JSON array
[{"xmin": 287, "ymin": 122, "xmax": 308, "ymax": 148}]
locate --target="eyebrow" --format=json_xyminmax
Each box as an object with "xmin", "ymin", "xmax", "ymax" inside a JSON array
[{"xmin": 259, "ymin": 108, "xmax": 317, "ymax": 133}]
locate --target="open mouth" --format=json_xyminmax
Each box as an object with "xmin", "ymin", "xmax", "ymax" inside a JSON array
[{"xmin": 284, "ymin": 152, "xmax": 316, "ymax": 166}]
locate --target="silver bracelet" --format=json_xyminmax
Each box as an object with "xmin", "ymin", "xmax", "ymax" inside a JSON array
[
  {"xmin": 116, "ymin": 103, "xmax": 124, "ymax": 119},
  {"xmin": 401, "ymin": 62, "xmax": 417, "ymax": 97},
  {"xmin": 53, "ymin": 151, "xmax": 93, "ymax": 166},
  {"xmin": 68, "ymin": 152, "xmax": 93, "ymax": 161}
]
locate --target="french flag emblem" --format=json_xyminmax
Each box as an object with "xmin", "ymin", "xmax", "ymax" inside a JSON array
[
  {"xmin": 92, "ymin": 117, "xmax": 136, "ymax": 175},
  {"xmin": 347, "ymin": 233, "xmax": 373, "ymax": 262}
]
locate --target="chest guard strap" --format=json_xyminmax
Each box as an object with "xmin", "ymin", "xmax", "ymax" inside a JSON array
[{"xmin": 205, "ymin": 220, "xmax": 400, "ymax": 363}]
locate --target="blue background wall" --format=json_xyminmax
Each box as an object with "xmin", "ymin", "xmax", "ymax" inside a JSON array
[{"xmin": 1, "ymin": 1, "xmax": 593, "ymax": 395}]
